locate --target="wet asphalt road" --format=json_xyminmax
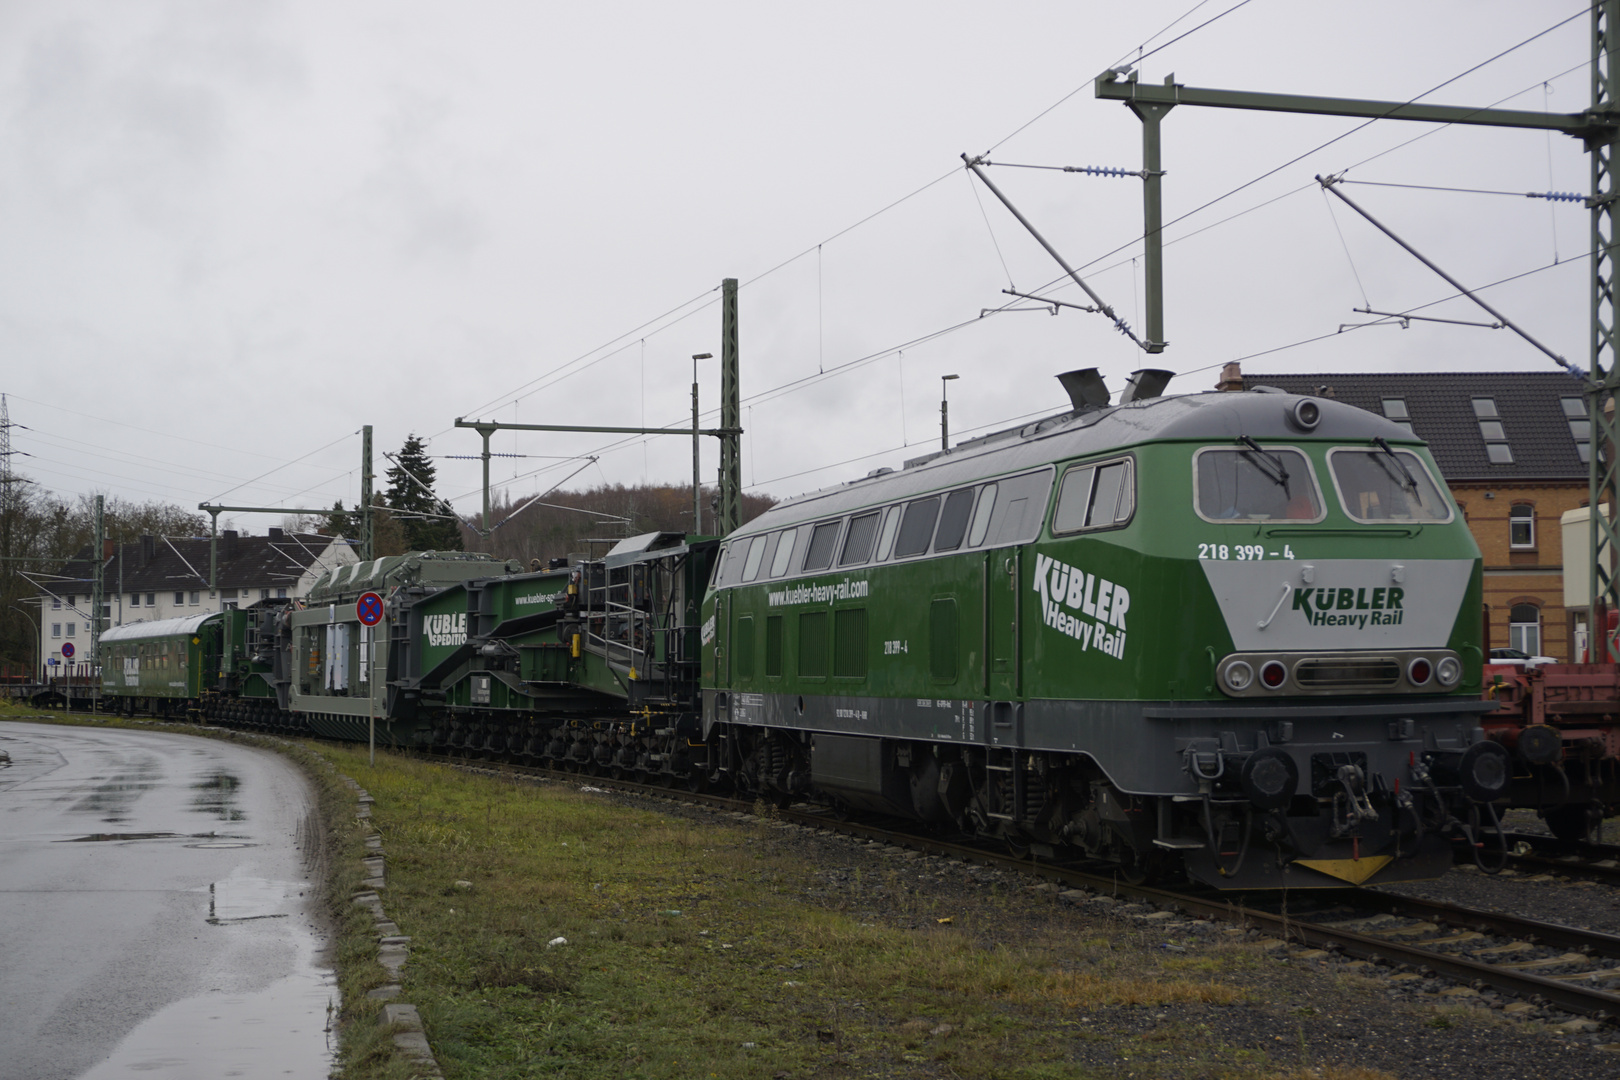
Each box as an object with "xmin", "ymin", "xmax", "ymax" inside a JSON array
[{"xmin": 0, "ymin": 721, "xmax": 335, "ymax": 1080}]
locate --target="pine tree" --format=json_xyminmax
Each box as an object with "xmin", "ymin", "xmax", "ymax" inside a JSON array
[
  {"xmin": 320, "ymin": 500, "xmax": 355, "ymax": 539},
  {"xmin": 384, "ymin": 435, "xmax": 463, "ymax": 552}
]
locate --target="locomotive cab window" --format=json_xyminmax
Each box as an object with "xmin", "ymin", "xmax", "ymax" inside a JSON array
[
  {"xmin": 1054, "ymin": 458, "xmax": 1135, "ymax": 533},
  {"xmin": 967, "ymin": 484, "xmax": 997, "ymax": 547},
  {"xmin": 874, "ymin": 505, "xmax": 901, "ymax": 562},
  {"xmin": 1326, "ymin": 446, "xmax": 1453, "ymax": 524},
  {"xmin": 893, "ymin": 496, "xmax": 940, "ymax": 558},
  {"xmin": 932, "ymin": 489, "xmax": 976, "ymax": 552},
  {"xmin": 768, "ymin": 528, "xmax": 799, "ymax": 578},
  {"xmin": 740, "ymin": 535, "xmax": 768, "ymax": 581},
  {"xmin": 1193, "ymin": 447, "xmax": 1321, "ymax": 523}
]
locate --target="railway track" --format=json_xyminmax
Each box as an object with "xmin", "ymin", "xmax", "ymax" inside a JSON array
[
  {"xmin": 1492, "ymin": 831, "xmax": 1620, "ymax": 886},
  {"xmin": 442, "ymin": 756, "xmax": 1620, "ymax": 1025}
]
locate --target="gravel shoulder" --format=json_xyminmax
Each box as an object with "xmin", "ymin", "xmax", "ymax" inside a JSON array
[{"xmin": 652, "ymin": 795, "xmax": 1620, "ymax": 1079}]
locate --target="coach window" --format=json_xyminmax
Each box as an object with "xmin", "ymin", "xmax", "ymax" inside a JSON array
[
  {"xmin": 1195, "ymin": 448, "xmax": 1321, "ymax": 524},
  {"xmin": 894, "ymin": 496, "xmax": 940, "ymax": 558},
  {"xmin": 709, "ymin": 544, "xmax": 730, "ymax": 588},
  {"xmin": 801, "ymin": 520, "xmax": 843, "ymax": 573},
  {"xmin": 874, "ymin": 505, "xmax": 902, "ymax": 561},
  {"xmin": 933, "ymin": 489, "xmax": 976, "ymax": 552},
  {"xmin": 1055, "ymin": 458, "xmax": 1136, "ymax": 533},
  {"xmin": 768, "ymin": 528, "xmax": 799, "ymax": 578},
  {"xmin": 1326, "ymin": 447, "xmax": 1451, "ymax": 524},
  {"xmin": 839, "ymin": 511, "xmax": 881, "ymax": 566},
  {"xmin": 1510, "ymin": 505, "xmax": 1535, "ymax": 549}
]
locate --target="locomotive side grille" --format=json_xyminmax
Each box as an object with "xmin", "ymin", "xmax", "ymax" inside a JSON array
[{"xmin": 1293, "ymin": 657, "xmax": 1401, "ymax": 689}]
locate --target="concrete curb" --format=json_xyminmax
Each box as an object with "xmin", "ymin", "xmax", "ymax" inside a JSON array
[{"xmin": 339, "ymin": 776, "xmax": 445, "ymax": 1080}]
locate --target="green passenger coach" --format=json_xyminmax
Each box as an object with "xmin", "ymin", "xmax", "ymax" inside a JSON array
[{"xmin": 700, "ymin": 370, "xmax": 1495, "ymax": 889}]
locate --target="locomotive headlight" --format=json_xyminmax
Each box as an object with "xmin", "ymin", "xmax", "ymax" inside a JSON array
[
  {"xmin": 1240, "ymin": 747, "xmax": 1299, "ymax": 810},
  {"xmin": 1457, "ymin": 741, "xmax": 1510, "ymax": 802},
  {"xmin": 1259, "ymin": 660, "xmax": 1288, "ymax": 690},
  {"xmin": 1290, "ymin": 398, "xmax": 1322, "ymax": 431},
  {"xmin": 1435, "ymin": 656, "xmax": 1462, "ymax": 687},
  {"xmin": 1223, "ymin": 660, "xmax": 1255, "ymax": 692},
  {"xmin": 1406, "ymin": 657, "xmax": 1433, "ymax": 687}
]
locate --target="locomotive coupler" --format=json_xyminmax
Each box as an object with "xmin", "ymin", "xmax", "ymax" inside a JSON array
[{"xmin": 1328, "ymin": 764, "xmax": 1379, "ymax": 838}]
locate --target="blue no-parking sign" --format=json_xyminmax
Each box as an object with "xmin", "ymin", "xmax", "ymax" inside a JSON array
[{"xmin": 356, "ymin": 592, "xmax": 384, "ymax": 627}]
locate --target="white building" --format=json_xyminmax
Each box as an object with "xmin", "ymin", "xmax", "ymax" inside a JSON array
[{"xmin": 35, "ymin": 529, "xmax": 358, "ymax": 679}]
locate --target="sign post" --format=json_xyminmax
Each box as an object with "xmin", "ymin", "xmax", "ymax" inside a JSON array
[
  {"xmin": 357, "ymin": 592, "xmax": 383, "ymax": 766},
  {"xmin": 61, "ymin": 642, "xmax": 74, "ymax": 710}
]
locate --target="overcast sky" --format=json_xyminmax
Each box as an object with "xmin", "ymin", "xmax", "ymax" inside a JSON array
[{"xmin": 0, "ymin": 1, "xmax": 1595, "ymax": 536}]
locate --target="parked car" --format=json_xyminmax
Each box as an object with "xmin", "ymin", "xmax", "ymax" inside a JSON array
[{"xmin": 1489, "ymin": 647, "xmax": 1558, "ymax": 669}]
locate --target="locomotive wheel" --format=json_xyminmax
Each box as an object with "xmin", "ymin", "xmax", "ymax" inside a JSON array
[
  {"xmin": 1545, "ymin": 801, "xmax": 1600, "ymax": 842},
  {"xmin": 1119, "ymin": 845, "xmax": 1166, "ymax": 886}
]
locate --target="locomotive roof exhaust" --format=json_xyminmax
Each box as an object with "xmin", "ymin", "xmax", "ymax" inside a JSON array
[
  {"xmin": 1121, "ymin": 368, "xmax": 1173, "ymax": 404},
  {"xmin": 1057, "ymin": 368, "xmax": 1110, "ymax": 411},
  {"xmin": 1057, "ymin": 367, "xmax": 1174, "ymax": 412}
]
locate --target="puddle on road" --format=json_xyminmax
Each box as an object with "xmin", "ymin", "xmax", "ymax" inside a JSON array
[
  {"xmin": 57, "ymin": 832, "xmax": 254, "ymax": 845},
  {"xmin": 70, "ymin": 760, "xmax": 162, "ymax": 823},
  {"xmin": 191, "ymin": 771, "xmax": 246, "ymax": 822},
  {"xmin": 75, "ymin": 969, "xmax": 337, "ymax": 1080},
  {"xmin": 206, "ymin": 877, "xmax": 307, "ymax": 925}
]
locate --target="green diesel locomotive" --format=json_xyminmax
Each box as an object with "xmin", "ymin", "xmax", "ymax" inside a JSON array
[{"xmin": 699, "ymin": 371, "xmax": 1497, "ymax": 889}]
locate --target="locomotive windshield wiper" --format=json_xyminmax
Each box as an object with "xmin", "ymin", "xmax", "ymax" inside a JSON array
[
  {"xmin": 1371, "ymin": 437, "xmax": 1419, "ymax": 494},
  {"xmin": 1238, "ymin": 435, "xmax": 1290, "ymax": 496}
]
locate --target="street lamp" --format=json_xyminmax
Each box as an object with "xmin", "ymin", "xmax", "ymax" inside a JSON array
[
  {"xmin": 692, "ymin": 353, "xmax": 713, "ymax": 533},
  {"xmin": 9, "ymin": 605, "xmax": 39, "ymax": 682},
  {"xmin": 941, "ymin": 374, "xmax": 960, "ymax": 451}
]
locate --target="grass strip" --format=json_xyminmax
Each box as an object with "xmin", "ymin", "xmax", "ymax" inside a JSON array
[{"xmin": 315, "ymin": 746, "xmax": 1297, "ymax": 1079}]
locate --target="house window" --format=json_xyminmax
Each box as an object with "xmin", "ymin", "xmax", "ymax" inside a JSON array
[
  {"xmin": 129, "ymin": 593, "xmax": 140, "ymax": 607},
  {"xmin": 1381, "ymin": 398, "xmax": 1409, "ymax": 420},
  {"xmin": 174, "ymin": 591, "xmax": 185, "ymax": 605},
  {"xmin": 65, "ymin": 623, "xmax": 75, "ymax": 637},
  {"xmin": 277, "ymin": 588, "xmax": 287, "ymax": 598},
  {"xmin": 241, "ymin": 589, "xmax": 250, "ymax": 598},
  {"xmin": 1486, "ymin": 443, "xmax": 1514, "ymax": 465},
  {"xmin": 1510, "ymin": 505, "xmax": 1535, "ymax": 549},
  {"xmin": 51, "ymin": 597, "xmax": 60, "ymax": 610},
  {"xmin": 145, "ymin": 593, "xmax": 155, "ymax": 606},
  {"xmin": 1562, "ymin": 396, "xmax": 1586, "ymax": 419},
  {"xmin": 189, "ymin": 591, "xmax": 200, "ymax": 605},
  {"xmin": 1509, "ymin": 603, "xmax": 1542, "ymax": 655},
  {"xmin": 1472, "ymin": 398, "xmax": 1499, "ymax": 418},
  {"xmin": 260, "ymin": 588, "xmax": 270, "ymax": 600},
  {"xmin": 51, "ymin": 623, "xmax": 61, "ymax": 638}
]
